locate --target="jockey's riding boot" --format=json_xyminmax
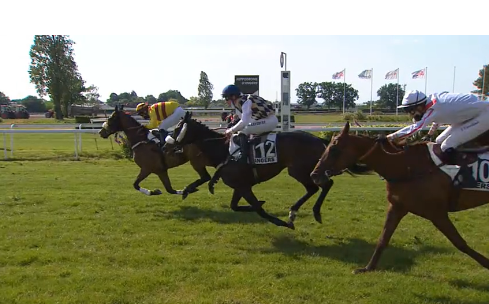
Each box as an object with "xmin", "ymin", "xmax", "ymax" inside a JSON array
[
  {"xmin": 442, "ymin": 147, "xmax": 457, "ymax": 164},
  {"xmin": 159, "ymin": 129, "xmax": 169, "ymax": 152},
  {"xmin": 238, "ymin": 133, "xmax": 249, "ymax": 164}
]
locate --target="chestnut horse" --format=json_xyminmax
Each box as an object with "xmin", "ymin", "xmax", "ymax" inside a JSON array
[
  {"xmin": 98, "ymin": 105, "xmax": 213, "ymax": 198},
  {"xmin": 310, "ymin": 121, "xmax": 489, "ymax": 273}
]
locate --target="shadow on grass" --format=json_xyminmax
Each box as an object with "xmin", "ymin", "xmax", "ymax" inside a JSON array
[
  {"xmin": 448, "ymin": 278, "xmax": 489, "ymax": 293},
  {"xmin": 159, "ymin": 205, "xmax": 268, "ymax": 225},
  {"xmin": 413, "ymin": 294, "xmax": 489, "ymax": 304},
  {"xmin": 259, "ymin": 235, "xmax": 450, "ymax": 273}
]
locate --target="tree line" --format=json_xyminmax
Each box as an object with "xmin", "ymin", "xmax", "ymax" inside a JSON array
[
  {"xmin": 295, "ymin": 81, "xmax": 407, "ymax": 111},
  {"xmin": 3, "ymin": 35, "xmax": 488, "ymax": 119}
]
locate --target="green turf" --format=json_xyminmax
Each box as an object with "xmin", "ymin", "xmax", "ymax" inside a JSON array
[{"xmin": 0, "ymin": 135, "xmax": 489, "ymax": 303}]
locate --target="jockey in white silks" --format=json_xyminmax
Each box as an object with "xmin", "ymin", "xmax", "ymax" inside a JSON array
[
  {"xmin": 387, "ymin": 90, "xmax": 489, "ymax": 162},
  {"xmin": 221, "ymin": 84, "xmax": 278, "ymax": 164}
]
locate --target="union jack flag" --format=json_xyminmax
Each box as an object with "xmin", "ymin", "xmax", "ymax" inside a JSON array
[
  {"xmin": 332, "ymin": 69, "xmax": 344, "ymax": 80},
  {"xmin": 412, "ymin": 69, "xmax": 425, "ymax": 79},
  {"xmin": 385, "ymin": 68, "xmax": 399, "ymax": 80}
]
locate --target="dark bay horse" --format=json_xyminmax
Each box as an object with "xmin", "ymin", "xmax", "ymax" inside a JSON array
[
  {"xmin": 98, "ymin": 105, "xmax": 213, "ymax": 197},
  {"xmin": 310, "ymin": 121, "xmax": 489, "ymax": 273},
  {"xmin": 166, "ymin": 112, "xmax": 372, "ymax": 229}
]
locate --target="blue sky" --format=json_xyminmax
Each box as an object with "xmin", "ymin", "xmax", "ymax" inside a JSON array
[{"xmin": 1, "ymin": 35, "xmax": 487, "ymax": 105}]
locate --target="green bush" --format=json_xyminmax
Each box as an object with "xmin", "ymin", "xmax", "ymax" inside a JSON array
[
  {"xmin": 316, "ymin": 123, "xmax": 438, "ymax": 142},
  {"xmin": 114, "ymin": 133, "xmax": 133, "ymax": 160},
  {"xmin": 74, "ymin": 116, "xmax": 93, "ymax": 124}
]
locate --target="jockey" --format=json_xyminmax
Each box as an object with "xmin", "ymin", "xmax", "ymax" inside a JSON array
[
  {"xmin": 386, "ymin": 90, "xmax": 489, "ymax": 162},
  {"xmin": 221, "ymin": 84, "xmax": 278, "ymax": 164},
  {"xmin": 136, "ymin": 101, "xmax": 185, "ymax": 152}
]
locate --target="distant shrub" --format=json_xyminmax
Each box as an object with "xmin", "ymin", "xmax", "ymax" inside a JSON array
[{"xmin": 74, "ymin": 116, "xmax": 92, "ymax": 124}]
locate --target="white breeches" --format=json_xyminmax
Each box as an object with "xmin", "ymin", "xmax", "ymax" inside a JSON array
[
  {"xmin": 436, "ymin": 108, "xmax": 489, "ymax": 151},
  {"xmin": 159, "ymin": 106, "xmax": 185, "ymax": 130},
  {"xmin": 239, "ymin": 115, "xmax": 278, "ymax": 136}
]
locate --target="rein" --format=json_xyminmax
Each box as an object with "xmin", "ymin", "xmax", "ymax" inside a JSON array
[{"xmin": 357, "ymin": 138, "xmax": 436, "ymax": 183}]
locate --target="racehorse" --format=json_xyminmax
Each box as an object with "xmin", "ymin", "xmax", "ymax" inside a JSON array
[
  {"xmin": 98, "ymin": 105, "xmax": 213, "ymax": 198},
  {"xmin": 165, "ymin": 112, "xmax": 372, "ymax": 229},
  {"xmin": 310, "ymin": 121, "xmax": 489, "ymax": 273}
]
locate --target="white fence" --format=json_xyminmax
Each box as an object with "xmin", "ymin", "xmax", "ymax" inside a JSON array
[{"xmin": 0, "ymin": 124, "xmax": 446, "ymax": 160}]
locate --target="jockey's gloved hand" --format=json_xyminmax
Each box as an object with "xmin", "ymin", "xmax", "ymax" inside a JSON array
[
  {"xmin": 421, "ymin": 134, "xmax": 434, "ymax": 142},
  {"xmin": 375, "ymin": 134, "xmax": 388, "ymax": 143}
]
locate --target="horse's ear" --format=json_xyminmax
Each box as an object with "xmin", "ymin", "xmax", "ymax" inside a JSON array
[
  {"xmin": 340, "ymin": 121, "xmax": 350, "ymax": 135},
  {"xmin": 120, "ymin": 105, "xmax": 124, "ymax": 111},
  {"xmin": 114, "ymin": 105, "xmax": 119, "ymax": 112}
]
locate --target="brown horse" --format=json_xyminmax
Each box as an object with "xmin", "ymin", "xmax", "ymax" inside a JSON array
[
  {"xmin": 98, "ymin": 105, "xmax": 213, "ymax": 198},
  {"xmin": 310, "ymin": 121, "xmax": 489, "ymax": 273},
  {"xmin": 165, "ymin": 112, "xmax": 372, "ymax": 229}
]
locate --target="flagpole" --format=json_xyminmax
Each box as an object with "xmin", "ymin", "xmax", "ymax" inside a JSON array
[
  {"xmin": 483, "ymin": 65, "xmax": 487, "ymax": 100},
  {"xmin": 452, "ymin": 66, "xmax": 456, "ymax": 93},
  {"xmin": 425, "ymin": 66, "xmax": 428, "ymax": 93},
  {"xmin": 343, "ymin": 68, "xmax": 346, "ymax": 114},
  {"xmin": 396, "ymin": 68, "xmax": 399, "ymax": 116},
  {"xmin": 370, "ymin": 68, "xmax": 373, "ymax": 115}
]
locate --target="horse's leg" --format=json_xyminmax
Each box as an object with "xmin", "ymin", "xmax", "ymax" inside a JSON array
[
  {"xmin": 287, "ymin": 167, "xmax": 320, "ymax": 225},
  {"xmin": 312, "ymin": 179, "xmax": 334, "ymax": 224},
  {"xmin": 208, "ymin": 161, "xmax": 227, "ymax": 195},
  {"xmin": 354, "ymin": 203, "xmax": 407, "ymax": 274},
  {"xmin": 431, "ymin": 214, "xmax": 489, "ymax": 269},
  {"xmin": 181, "ymin": 159, "xmax": 211, "ymax": 199},
  {"xmin": 241, "ymin": 187, "xmax": 293, "ymax": 229},
  {"xmin": 133, "ymin": 168, "xmax": 162, "ymax": 196},
  {"xmin": 156, "ymin": 170, "xmax": 181, "ymax": 195},
  {"xmin": 229, "ymin": 189, "xmax": 265, "ymax": 212}
]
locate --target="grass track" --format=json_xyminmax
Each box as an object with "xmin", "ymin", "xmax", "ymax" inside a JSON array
[{"xmin": 1, "ymin": 154, "xmax": 489, "ymax": 303}]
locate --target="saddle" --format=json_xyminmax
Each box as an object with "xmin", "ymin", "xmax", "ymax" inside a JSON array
[
  {"xmin": 231, "ymin": 131, "xmax": 273, "ymax": 146},
  {"xmin": 432, "ymin": 144, "xmax": 489, "ymax": 166}
]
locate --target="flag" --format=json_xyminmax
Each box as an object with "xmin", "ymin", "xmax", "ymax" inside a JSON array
[
  {"xmin": 332, "ymin": 69, "xmax": 344, "ymax": 79},
  {"xmin": 358, "ymin": 69, "xmax": 372, "ymax": 79},
  {"xmin": 385, "ymin": 68, "xmax": 399, "ymax": 80},
  {"xmin": 412, "ymin": 69, "xmax": 425, "ymax": 79}
]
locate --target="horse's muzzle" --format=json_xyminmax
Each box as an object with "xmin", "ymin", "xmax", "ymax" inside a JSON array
[
  {"xmin": 310, "ymin": 170, "xmax": 331, "ymax": 186},
  {"xmin": 98, "ymin": 128, "xmax": 111, "ymax": 139}
]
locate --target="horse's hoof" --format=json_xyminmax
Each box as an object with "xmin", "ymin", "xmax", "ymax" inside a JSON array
[
  {"xmin": 182, "ymin": 190, "xmax": 189, "ymax": 200},
  {"xmin": 152, "ymin": 189, "xmax": 162, "ymax": 195},
  {"xmin": 286, "ymin": 221, "xmax": 296, "ymax": 230},
  {"xmin": 208, "ymin": 185, "xmax": 215, "ymax": 195},
  {"xmin": 352, "ymin": 268, "xmax": 370, "ymax": 274},
  {"xmin": 313, "ymin": 212, "xmax": 322, "ymax": 224}
]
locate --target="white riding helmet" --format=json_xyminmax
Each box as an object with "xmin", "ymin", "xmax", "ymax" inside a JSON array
[{"xmin": 397, "ymin": 90, "xmax": 427, "ymax": 109}]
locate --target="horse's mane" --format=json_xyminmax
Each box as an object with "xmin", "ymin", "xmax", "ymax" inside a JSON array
[
  {"xmin": 188, "ymin": 118, "xmax": 225, "ymax": 138},
  {"xmin": 121, "ymin": 111, "xmax": 148, "ymax": 137},
  {"xmin": 353, "ymin": 133, "xmax": 430, "ymax": 148}
]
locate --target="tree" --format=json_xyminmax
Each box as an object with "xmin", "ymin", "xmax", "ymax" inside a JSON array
[
  {"xmin": 295, "ymin": 82, "xmax": 318, "ymax": 109},
  {"xmin": 0, "ymin": 91, "xmax": 11, "ymax": 104},
  {"xmin": 28, "ymin": 35, "xmax": 83, "ymax": 119},
  {"xmin": 145, "ymin": 95, "xmax": 157, "ymax": 104},
  {"xmin": 157, "ymin": 90, "xmax": 188, "ymax": 104},
  {"xmin": 376, "ymin": 83, "xmax": 405, "ymax": 110},
  {"xmin": 197, "ymin": 71, "xmax": 214, "ymax": 109},
  {"xmin": 313, "ymin": 82, "xmax": 358, "ymax": 110},
  {"xmin": 107, "ymin": 93, "xmax": 119, "ymax": 106},
  {"xmin": 472, "ymin": 65, "xmax": 489, "ymax": 99},
  {"xmin": 20, "ymin": 95, "xmax": 47, "ymax": 112},
  {"xmin": 85, "ymin": 85, "xmax": 101, "ymax": 104},
  {"xmin": 187, "ymin": 96, "xmax": 201, "ymax": 107}
]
